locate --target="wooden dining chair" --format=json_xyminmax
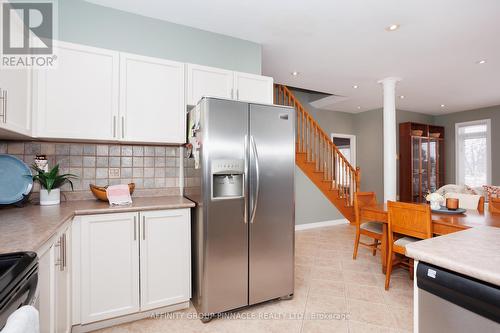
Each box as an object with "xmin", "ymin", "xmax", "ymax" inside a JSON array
[
  {"xmin": 489, "ymin": 195, "xmax": 500, "ymax": 213},
  {"xmin": 385, "ymin": 201, "xmax": 432, "ymax": 290},
  {"xmin": 353, "ymin": 192, "xmax": 383, "ymax": 260}
]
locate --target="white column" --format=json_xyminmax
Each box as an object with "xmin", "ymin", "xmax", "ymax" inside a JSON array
[{"xmin": 378, "ymin": 77, "xmax": 401, "ymax": 202}]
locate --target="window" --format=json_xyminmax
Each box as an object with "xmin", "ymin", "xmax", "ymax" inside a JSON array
[{"xmin": 455, "ymin": 119, "xmax": 491, "ymax": 187}]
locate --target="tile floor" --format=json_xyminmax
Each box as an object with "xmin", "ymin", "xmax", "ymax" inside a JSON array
[{"xmin": 96, "ymin": 224, "xmax": 413, "ymax": 333}]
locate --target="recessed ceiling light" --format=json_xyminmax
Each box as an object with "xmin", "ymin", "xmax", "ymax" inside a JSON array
[
  {"xmin": 357, "ymin": 106, "xmax": 361, "ymax": 110},
  {"xmin": 291, "ymin": 71, "xmax": 299, "ymax": 76},
  {"xmin": 353, "ymin": 85, "xmax": 359, "ymax": 89},
  {"xmin": 476, "ymin": 59, "xmax": 487, "ymax": 64},
  {"xmin": 385, "ymin": 24, "xmax": 400, "ymax": 32},
  {"xmin": 440, "ymin": 104, "xmax": 445, "ymax": 108},
  {"xmin": 399, "ymin": 95, "xmax": 405, "ymax": 99}
]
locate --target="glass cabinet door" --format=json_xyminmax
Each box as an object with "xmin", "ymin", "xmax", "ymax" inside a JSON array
[
  {"xmin": 420, "ymin": 139, "xmax": 429, "ymax": 202},
  {"xmin": 429, "ymin": 138, "xmax": 438, "ymax": 193},
  {"xmin": 412, "ymin": 137, "xmax": 422, "ymax": 202},
  {"xmin": 438, "ymin": 139, "xmax": 445, "ymax": 189}
]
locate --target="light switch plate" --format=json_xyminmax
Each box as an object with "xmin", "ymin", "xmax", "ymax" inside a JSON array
[{"xmin": 109, "ymin": 168, "xmax": 120, "ymax": 179}]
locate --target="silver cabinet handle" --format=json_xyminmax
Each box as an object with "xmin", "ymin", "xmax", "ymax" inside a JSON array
[
  {"xmin": 3, "ymin": 89, "xmax": 6, "ymax": 123},
  {"xmin": 121, "ymin": 116, "xmax": 125, "ymax": 138},
  {"xmin": 231, "ymin": 88, "xmax": 234, "ymax": 99},
  {"xmin": 133, "ymin": 216, "xmax": 137, "ymax": 240},
  {"xmin": 142, "ymin": 216, "xmax": 146, "ymax": 240},
  {"xmin": 54, "ymin": 238, "xmax": 61, "ymax": 267},
  {"xmin": 250, "ymin": 135, "xmax": 260, "ymax": 224},
  {"xmin": 113, "ymin": 116, "xmax": 117, "ymax": 138},
  {"xmin": 55, "ymin": 236, "xmax": 64, "ymax": 271},
  {"xmin": 62, "ymin": 233, "xmax": 66, "ymax": 270},
  {"xmin": 236, "ymin": 89, "xmax": 239, "ymax": 100},
  {"xmin": 0, "ymin": 89, "xmax": 7, "ymax": 123},
  {"xmin": 243, "ymin": 135, "xmax": 248, "ymax": 224}
]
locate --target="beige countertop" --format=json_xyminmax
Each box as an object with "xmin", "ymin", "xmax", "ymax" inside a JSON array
[
  {"xmin": 406, "ymin": 226, "xmax": 500, "ymax": 286},
  {"xmin": 0, "ymin": 196, "xmax": 195, "ymax": 254}
]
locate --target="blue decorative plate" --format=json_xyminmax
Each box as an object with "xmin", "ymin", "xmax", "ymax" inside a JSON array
[
  {"xmin": 0, "ymin": 154, "xmax": 33, "ymax": 205},
  {"xmin": 431, "ymin": 206, "xmax": 466, "ymax": 214}
]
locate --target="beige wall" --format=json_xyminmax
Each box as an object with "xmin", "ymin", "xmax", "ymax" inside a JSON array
[
  {"xmin": 291, "ymin": 89, "xmax": 435, "ymax": 223},
  {"xmin": 433, "ymin": 105, "xmax": 500, "ymax": 185}
]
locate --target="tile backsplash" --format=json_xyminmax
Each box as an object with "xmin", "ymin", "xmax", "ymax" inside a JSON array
[{"xmin": 0, "ymin": 141, "xmax": 182, "ymax": 201}]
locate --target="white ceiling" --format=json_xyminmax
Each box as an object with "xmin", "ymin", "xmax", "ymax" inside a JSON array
[{"xmin": 86, "ymin": 0, "xmax": 500, "ymax": 115}]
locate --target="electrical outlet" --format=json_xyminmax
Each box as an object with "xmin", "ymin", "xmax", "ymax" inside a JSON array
[{"xmin": 109, "ymin": 168, "xmax": 120, "ymax": 179}]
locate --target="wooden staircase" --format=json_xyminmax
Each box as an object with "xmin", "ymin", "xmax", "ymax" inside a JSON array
[{"xmin": 274, "ymin": 84, "xmax": 361, "ymax": 223}]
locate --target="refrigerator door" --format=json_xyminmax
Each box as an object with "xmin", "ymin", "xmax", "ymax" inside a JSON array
[
  {"xmin": 248, "ymin": 104, "xmax": 295, "ymax": 304},
  {"xmin": 199, "ymin": 98, "xmax": 249, "ymax": 314}
]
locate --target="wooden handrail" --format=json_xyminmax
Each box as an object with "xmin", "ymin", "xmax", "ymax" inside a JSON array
[{"xmin": 274, "ymin": 84, "xmax": 361, "ymax": 205}]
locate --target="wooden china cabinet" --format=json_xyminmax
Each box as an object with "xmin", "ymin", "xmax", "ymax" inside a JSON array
[{"xmin": 399, "ymin": 122, "xmax": 445, "ymax": 203}]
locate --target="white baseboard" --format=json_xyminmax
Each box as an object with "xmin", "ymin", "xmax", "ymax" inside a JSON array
[{"xmin": 295, "ymin": 218, "xmax": 349, "ymax": 231}]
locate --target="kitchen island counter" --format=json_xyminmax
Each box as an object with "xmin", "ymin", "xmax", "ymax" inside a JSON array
[{"xmin": 406, "ymin": 226, "xmax": 500, "ymax": 286}]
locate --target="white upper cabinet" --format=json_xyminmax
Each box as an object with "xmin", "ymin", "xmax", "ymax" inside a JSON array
[
  {"xmin": 120, "ymin": 53, "xmax": 185, "ymax": 143},
  {"xmin": 79, "ymin": 212, "xmax": 140, "ymax": 324},
  {"xmin": 139, "ymin": 209, "xmax": 191, "ymax": 311},
  {"xmin": 0, "ymin": 11, "xmax": 32, "ymax": 137},
  {"xmin": 186, "ymin": 64, "xmax": 234, "ymax": 105},
  {"xmin": 29, "ymin": 41, "xmax": 273, "ymax": 143},
  {"xmin": 234, "ymin": 72, "xmax": 274, "ymax": 104},
  {"xmin": 34, "ymin": 42, "xmax": 119, "ymax": 140},
  {"xmin": 186, "ymin": 64, "xmax": 274, "ymax": 106}
]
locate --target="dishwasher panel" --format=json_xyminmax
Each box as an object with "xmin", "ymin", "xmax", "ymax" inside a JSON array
[{"xmin": 417, "ymin": 262, "xmax": 500, "ymax": 333}]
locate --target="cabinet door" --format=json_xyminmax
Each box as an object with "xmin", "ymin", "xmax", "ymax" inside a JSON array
[
  {"xmin": 120, "ymin": 53, "xmax": 185, "ymax": 143},
  {"xmin": 0, "ymin": 11, "xmax": 31, "ymax": 136},
  {"xmin": 55, "ymin": 227, "xmax": 71, "ymax": 333},
  {"xmin": 140, "ymin": 209, "xmax": 191, "ymax": 310},
  {"xmin": 34, "ymin": 42, "xmax": 119, "ymax": 140},
  {"xmin": 186, "ymin": 64, "xmax": 233, "ymax": 105},
  {"xmin": 80, "ymin": 212, "xmax": 139, "ymax": 323},
  {"xmin": 38, "ymin": 245, "xmax": 56, "ymax": 333},
  {"xmin": 234, "ymin": 72, "xmax": 274, "ymax": 104}
]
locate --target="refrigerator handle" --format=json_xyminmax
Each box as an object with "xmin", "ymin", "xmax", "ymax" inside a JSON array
[
  {"xmin": 244, "ymin": 135, "xmax": 248, "ymax": 224},
  {"xmin": 250, "ymin": 135, "xmax": 260, "ymax": 224}
]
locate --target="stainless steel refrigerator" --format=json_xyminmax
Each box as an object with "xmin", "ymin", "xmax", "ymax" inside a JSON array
[{"xmin": 184, "ymin": 97, "xmax": 295, "ymax": 319}]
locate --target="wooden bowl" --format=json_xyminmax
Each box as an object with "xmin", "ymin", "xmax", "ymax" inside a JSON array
[
  {"xmin": 411, "ymin": 130, "xmax": 424, "ymax": 136},
  {"xmin": 89, "ymin": 183, "xmax": 135, "ymax": 202},
  {"xmin": 429, "ymin": 132, "xmax": 441, "ymax": 138}
]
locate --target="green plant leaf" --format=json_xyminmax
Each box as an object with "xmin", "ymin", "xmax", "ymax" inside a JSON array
[{"xmin": 29, "ymin": 164, "xmax": 79, "ymax": 192}]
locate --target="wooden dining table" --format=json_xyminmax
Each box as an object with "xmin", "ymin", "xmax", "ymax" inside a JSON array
[{"xmin": 360, "ymin": 203, "xmax": 500, "ymax": 273}]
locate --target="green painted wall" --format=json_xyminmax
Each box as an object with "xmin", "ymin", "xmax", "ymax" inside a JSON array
[{"xmin": 56, "ymin": 0, "xmax": 262, "ymax": 73}]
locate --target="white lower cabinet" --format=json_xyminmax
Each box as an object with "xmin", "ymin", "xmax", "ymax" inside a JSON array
[
  {"xmin": 79, "ymin": 212, "xmax": 140, "ymax": 324},
  {"xmin": 140, "ymin": 209, "xmax": 191, "ymax": 310},
  {"xmin": 73, "ymin": 208, "xmax": 191, "ymax": 326},
  {"xmin": 38, "ymin": 244, "xmax": 55, "ymax": 333},
  {"xmin": 38, "ymin": 225, "xmax": 72, "ymax": 333}
]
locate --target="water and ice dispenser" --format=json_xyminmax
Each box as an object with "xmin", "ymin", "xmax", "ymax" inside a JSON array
[{"xmin": 212, "ymin": 159, "xmax": 244, "ymax": 199}]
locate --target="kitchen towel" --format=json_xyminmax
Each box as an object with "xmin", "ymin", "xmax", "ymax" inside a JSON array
[
  {"xmin": 106, "ymin": 184, "xmax": 132, "ymax": 206},
  {"xmin": 1, "ymin": 305, "xmax": 39, "ymax": 333}
]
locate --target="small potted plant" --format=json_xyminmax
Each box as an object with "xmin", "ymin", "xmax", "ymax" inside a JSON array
[{"xmin": 31, "ymin": 164, "xmax": 77, "ymax": 206}]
